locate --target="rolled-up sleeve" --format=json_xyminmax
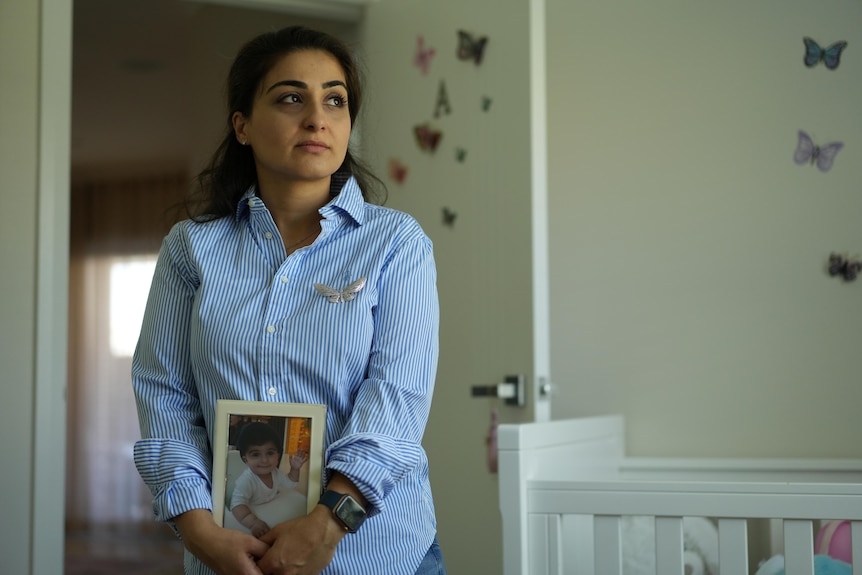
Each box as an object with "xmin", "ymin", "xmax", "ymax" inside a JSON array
[
  {"xmin": 132, "ymin": 223, "xmax": 212, "ymax": 524},
  {"xmin": 325, "ymin": 233, "xmax": 439, "ymax": 514}
]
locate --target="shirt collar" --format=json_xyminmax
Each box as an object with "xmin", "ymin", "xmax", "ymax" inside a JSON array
[{"xmin": 234, "ymin": 175, "xmax": 365, "ymax": 225}]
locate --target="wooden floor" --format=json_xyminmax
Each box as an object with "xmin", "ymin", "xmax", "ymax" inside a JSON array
[{"xmin": 65, "ymin": 523, "xmax": 184, "ymax": 575}]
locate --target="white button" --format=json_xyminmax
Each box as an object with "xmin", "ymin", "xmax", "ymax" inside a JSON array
[
  {"xmin": 264, "ymin": 231, "xmax": 274, "ymax": 239},
  {"xmin": 248, "ymin": 199, "xmax": 255, "ymax": 207},
  {"xmin": 280, "ymin": 276, "xmax": 289, "ymax": 283},
  {"xmin": 266, "ymin": 325, "xmax": 276, "ymax": 334},
  {"xmin": 267, "ymin": 387, "xmax": 277, "ymax": 396}
]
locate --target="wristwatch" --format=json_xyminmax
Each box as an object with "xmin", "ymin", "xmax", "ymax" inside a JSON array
[{"xmin": 319, "ymin": 489, "xmax": 367, "ymax": 533}]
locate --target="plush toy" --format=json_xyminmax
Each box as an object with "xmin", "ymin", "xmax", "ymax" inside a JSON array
[
  {"xmin": 754, "ymin": 554, "xmax": 852, "ymax": 575},
  {"xmin": 622, "ymin": 516, "xmax": 719, "ymax": 575},
  {"xmin": 816, "ymin": 520, "xmax": 854, "ymax": 564}
]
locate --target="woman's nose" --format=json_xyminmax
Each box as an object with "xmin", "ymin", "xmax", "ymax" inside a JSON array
[{"xmin": 304, "ymin": 102, "xmax": 326, "ymax": 130}]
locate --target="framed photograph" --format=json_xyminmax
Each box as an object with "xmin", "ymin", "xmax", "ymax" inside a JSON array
[{"xmin": 211, "ymin": 400, "xmax": 326, "ymax": 534}]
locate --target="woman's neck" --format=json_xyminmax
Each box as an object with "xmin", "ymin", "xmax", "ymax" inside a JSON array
[{"xmin": 256, "ymin": 177, "xmax": 330, "ymax": 252}]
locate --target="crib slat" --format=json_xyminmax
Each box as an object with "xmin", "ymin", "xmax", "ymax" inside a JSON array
[
  {"xmin": 718, "ymin": 518, "xmax": 749, "ymax": 575},
  {"xmin": 852, "ymin": 521, "xmax": 862, "ymax": 575},
  {"xmin": 529, "ymin": 514, "xmax": 550, "ymax": 575},
  {"xmin": 655, "ymin": 517, "xmax": 684, "ymax": 575},
  {"xmin": 562, "ymin": 514, "xmax": 594, "ymax": 575},
  {"xmin": 594, "ymin": 515, "xmax": 622, "ymax": 575},
  {"xmin": 783, "ymin": 520, "xmax": 814, "ymax": 575},
  {"xmin": 547, "ymin": 514, "xmax": 562, "ymax": 575}
]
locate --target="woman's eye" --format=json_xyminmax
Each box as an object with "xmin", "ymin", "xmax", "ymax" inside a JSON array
[
  {"xmin": 279, "ymin": 93, "xmax": 301, "ymax": 104},
  {"xmin": 326, "ymin": 94, "xmax": 347, "ymax": 107}
]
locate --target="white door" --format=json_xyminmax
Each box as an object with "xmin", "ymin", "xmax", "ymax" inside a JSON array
[{"xmin": 361, "ymin": 2, "xmax": 550, "ymax": 573}]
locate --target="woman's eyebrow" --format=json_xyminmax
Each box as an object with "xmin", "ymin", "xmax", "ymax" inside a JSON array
[{"xmin": 266, "ymin": 79, "xmax": 347, "ymax": 93}]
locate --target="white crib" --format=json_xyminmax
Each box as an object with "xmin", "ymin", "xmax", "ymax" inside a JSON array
[{"xmin": 497, "ymin": 415, "xmax": 862, "ymax": 575}]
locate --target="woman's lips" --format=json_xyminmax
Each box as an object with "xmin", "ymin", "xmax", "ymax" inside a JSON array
[{"xmin": 298, "ymin": 141, "xmax": 329, "ymax": 153}]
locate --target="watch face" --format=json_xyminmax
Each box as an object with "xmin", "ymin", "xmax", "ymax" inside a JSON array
[{"xmin": 335, "ymin": 496, "xmax": 367, "ymax": 532}]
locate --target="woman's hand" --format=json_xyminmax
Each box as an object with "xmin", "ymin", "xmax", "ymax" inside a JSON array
[
  {"xmin": 175, "ymin": 509, "xmax": 271, "ymax": 575},
  {"xmin": 256, "ymin": 506, "xmax": 345, "ymax": 575}
]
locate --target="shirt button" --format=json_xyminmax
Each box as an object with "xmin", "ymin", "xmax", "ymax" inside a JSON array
[
  {"xmin": 264, "ymin": 231, "xmax": 274, "ymax": 239},
  {"xmin": 280, "ymin": 276, "xmax": 289, "ymax": 284},
  {"xmin": 267, "ymin": 387, "xmax": 277, "ymax": 396},
  {"xmin": 266, "ymin": 325, "xmax": 276, "ymax": 334},
  {"xmin": 248, "ymin": 199, "xmax": 255, "ymax": 207}
]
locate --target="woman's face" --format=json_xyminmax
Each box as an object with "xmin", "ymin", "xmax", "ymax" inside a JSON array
[{"xmin": 233, "ymin": 49, "xmax": 351, "ymax": 188}]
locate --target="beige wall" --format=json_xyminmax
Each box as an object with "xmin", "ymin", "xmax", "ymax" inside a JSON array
[{"xmin": 547, "ymin": 0, "xmax": 862, "ymax": 458}]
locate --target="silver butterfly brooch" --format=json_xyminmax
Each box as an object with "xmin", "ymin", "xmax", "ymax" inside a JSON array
[{"xmin": 314, "ymin": 277, "xmax": 367, "ymax": 303}]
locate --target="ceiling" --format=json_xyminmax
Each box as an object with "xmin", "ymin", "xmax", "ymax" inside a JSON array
[{"xmin": 71, "ymin": 0, "xmax": 360, "ymax": 180}]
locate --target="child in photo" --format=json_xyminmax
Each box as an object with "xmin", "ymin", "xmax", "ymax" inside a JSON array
[{"xmin": 229, "ymin": 421, "xmax": 308, "ymax": 537}]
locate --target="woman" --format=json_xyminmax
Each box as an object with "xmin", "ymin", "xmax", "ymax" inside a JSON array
[{"xmin": 132, "ymin": 26, "xmax": 444, "ymax": 575}]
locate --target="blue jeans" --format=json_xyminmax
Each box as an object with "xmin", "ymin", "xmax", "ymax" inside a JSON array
[{"xmin": 414, "ymin": 537, "xmax": 446, "ymax": 575}]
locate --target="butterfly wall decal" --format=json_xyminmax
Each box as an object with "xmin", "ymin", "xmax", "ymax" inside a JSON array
[
  {"xmin": 455, "ymin": 148, "xmax": 467, "ymax": 162},
  {"xmin": 793, "ymin": 130, "xmax": 843, "ymax": 172},
  {"xmin": 314, "ymin": 277, "xmax": 367, "ymax": 303},
  {"xmin": 827, "ymin": 253, "xmax": 861, "ymax": 282},
  {"xmin": 414, "ymin": 35, "xmax": 435, "ymax": 75},
  {"xmin": 457, "ymin": 30, "xmax": 488, "ymax": 65},
  {"xmin": 442, "ymin": 207, "xmax": 457, "ymax": 227},
  {"xmin": 388, "ymin": 158, "xmax": 408, "ymax": 184},
  {"xmin": 803, "ymin": 37, "xmax": 848, "ymax": 70},
  {"xmin": 481, "ymin": 96, "xmax": 492, "ymax": 112},
  {"xmin": 414, "ymin": 124, "xmax": 442, "ymax": 152}
]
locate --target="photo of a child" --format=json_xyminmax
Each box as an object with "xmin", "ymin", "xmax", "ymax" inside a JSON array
[{"xmin": 220, "ymin": 416, "xmax": 313, "ymax": 537}]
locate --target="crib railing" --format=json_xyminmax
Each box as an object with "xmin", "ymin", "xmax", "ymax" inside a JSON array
[
  {"xmin": 498, "ymin": 416, "xmax": 862, "ymax": 575},
  {"xmin": 527, "ymin": 477, "xmax": 862, "ymax": 575}
]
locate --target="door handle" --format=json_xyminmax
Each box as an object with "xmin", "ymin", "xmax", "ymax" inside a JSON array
[{"xmin": 470, "ymin": 374, "xmax": 526, "ymax": 407}]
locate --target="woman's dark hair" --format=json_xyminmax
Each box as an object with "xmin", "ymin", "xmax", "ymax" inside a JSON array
[
  {"xmin": 235, "ymin": 422, "xmax": 283, "ymax": 460},
  {"xmin": 187, "ymin": 26, "xmax": 385, "ymax": 221}
]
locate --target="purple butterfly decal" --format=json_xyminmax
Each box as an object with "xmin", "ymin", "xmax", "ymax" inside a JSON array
[
  {"xmin": 793, "ymin": 130, "xmax": 843, "ymax": 172},
  {"xmin": 414, "ymin": 36, "xmax": 435, "ymax": 75}
]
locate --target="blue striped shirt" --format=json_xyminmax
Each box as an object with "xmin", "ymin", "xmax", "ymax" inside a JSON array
[{"xmin": 132, "ymin": 177, "xmax": 440, "ymax": 575}]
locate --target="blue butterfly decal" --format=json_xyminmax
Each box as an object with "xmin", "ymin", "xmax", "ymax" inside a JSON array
[
  {"xmin": 803, "ymin": 37, "xmax": 847, "ymax": 70},
  {"xmin": 793, "ymin": 130, "xmax": 843, "ymax": 173}
]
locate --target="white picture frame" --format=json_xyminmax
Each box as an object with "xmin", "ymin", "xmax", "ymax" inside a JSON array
[{"xmin": 211, "ymin": 400, "xmax": 326, "ymax": 531}]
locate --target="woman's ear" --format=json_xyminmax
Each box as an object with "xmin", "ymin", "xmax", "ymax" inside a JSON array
[{"xmin": 232, "ymin": 111, "xmax": 249, "ymax": 146}]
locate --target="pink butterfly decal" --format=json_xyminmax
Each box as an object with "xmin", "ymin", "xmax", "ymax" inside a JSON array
[
  {"xmin": 388, "ymin": 158, "xmax": 408, "ymax": 184},
  {"xmin": 414, "ymin": 36, "xmax": 435, "ymax": 75},
  {"xmin": 793, "ymin": 130, "xmax": 843, "ymax": 172},
  {"xmin": 414, "ymin": 124, "xmax": 442, "ymax": 152}
]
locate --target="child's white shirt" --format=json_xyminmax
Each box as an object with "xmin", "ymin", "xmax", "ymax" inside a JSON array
[{"xmin": 230, "ymin": 467, "xmax": 297, "ymax": 509}]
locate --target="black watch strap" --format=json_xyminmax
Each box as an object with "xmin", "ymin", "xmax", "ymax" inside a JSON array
[{"xmin": 319, "ymin": 489, "xmax": 367, "ymax": 533}]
